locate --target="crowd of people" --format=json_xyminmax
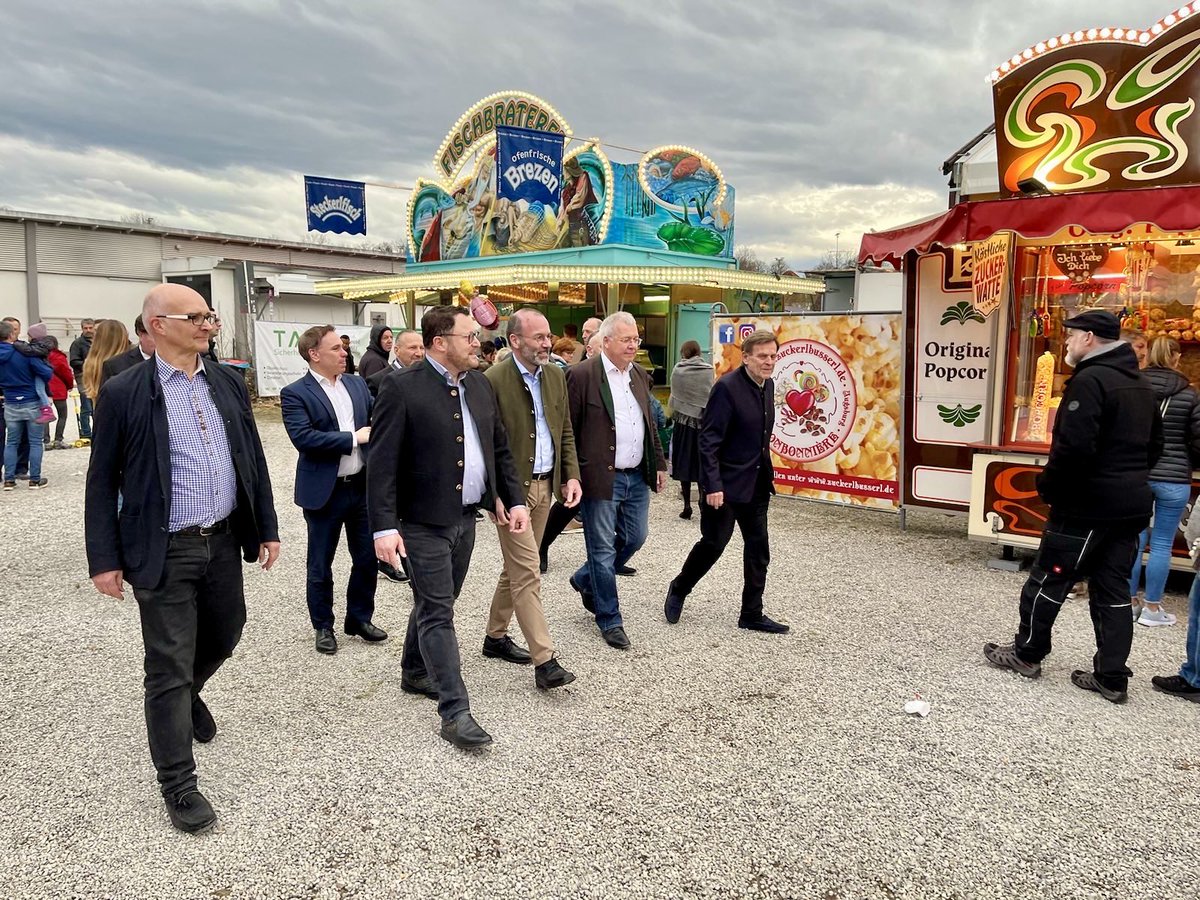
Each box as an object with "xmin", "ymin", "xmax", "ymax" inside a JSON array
[{"xmin": 3, "ymin": 292, "xmax": 1197, "ymax": 837}]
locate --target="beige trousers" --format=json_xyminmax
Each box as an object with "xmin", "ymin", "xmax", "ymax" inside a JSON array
[{"xmin": 488, "ymin": 479, "xmax": 556, "ymax": 665}]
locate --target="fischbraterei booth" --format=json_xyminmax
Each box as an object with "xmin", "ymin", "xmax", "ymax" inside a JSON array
[
  {"xmin": 859, "ymin": 6, "xmax": 1200, "ymax": 568},
  {"xmin": 315, "ymin": 91, "xmax": 823, "ymax": 378}
]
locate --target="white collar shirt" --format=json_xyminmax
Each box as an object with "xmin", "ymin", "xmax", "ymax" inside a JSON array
[
  {"xmin": 310, "ymin": 368, "xmax": 362, "ymax": 476},
  {"xmin": 426, "ymin": 356, "xmax": 486, "ymax": 505},
  {"xmin": 602, "ymin": 352, "xmax": 644, "ymax": 470}
]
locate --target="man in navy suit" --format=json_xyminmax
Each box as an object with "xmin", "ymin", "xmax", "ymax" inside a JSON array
[
  {"xmin": 664, "ymin": 330, "xmax": 789, "ymax": 634},
  {"xmin": 281, "ymin": 325, "xmax": 386, "ymax": 655}
]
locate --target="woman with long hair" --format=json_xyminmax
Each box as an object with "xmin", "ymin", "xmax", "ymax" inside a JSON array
[
  {"xmin": 83, "ymin": 319, "xmax": 133, "ymax": 405},
  {"xmin": 668, "ymin": 340, "xmax": 713, "ymax": 519},
  {"xmin": 1129, "ymin": 336, "xmax": 1200, "ymax": 626}
]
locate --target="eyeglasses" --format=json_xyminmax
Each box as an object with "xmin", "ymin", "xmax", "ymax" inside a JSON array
[
  {"xmin": 157, "ymin": 312, "xmax": 217, "ymax": 327},
  {"xmin": 612, "ymin": 336, "xmax": 642, "ymax": 347},
  {"xmin": 442, "ymin": 330, "xmax": 482, "ymax": 343}
]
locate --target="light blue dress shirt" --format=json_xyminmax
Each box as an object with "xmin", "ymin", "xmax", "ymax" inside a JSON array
[{"xmin": 512, "ymin": 356, "xmax": 555, "ymax": 476}]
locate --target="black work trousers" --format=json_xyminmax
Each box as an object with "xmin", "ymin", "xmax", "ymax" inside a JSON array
[
  {"xmin": 1014, "ymin": 515, "xmax": 1140, "ymax": 690},
  {"xmin": 673, "ymin": 489, "xmax": 771, "ymax": 620},
  {"xmin": 132, "ymin": 531, "xmax": 246, "ymax": 797},
  {"xmin": 400, "ymin": 510, "xmax": 477, "ymax": 722},
  {"xmin": 302, "ymin": 473, "xmax": 377, "ymax": 630}
]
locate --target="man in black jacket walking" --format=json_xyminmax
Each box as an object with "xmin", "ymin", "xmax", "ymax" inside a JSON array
[
  {"xmin": 85, "ymin": 284, "xmax": 280, "ymax": 832},
  {"xmin": 985, "ymin": 310, "xmax": 1162, "ymax": 704},
  {"xmin": 664, "ymin": 330, "xmax": 789, "ymax": 634}
]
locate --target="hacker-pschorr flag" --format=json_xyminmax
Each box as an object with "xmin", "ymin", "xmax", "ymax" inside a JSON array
[
  {"xmin": 304, "ymin": 176, "xmax": 367, "ymax": 235},
  {"xmin": 495, "ymin": 124, "xmax": 565, "ymax": 220}
]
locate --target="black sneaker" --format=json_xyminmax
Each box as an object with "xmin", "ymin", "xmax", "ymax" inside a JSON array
[
  {"xmin": 1151, "ymin": 674, "xmax": 1200, "ymax": 702},
  {"xmin": 377, "ymin": 560, "xmax": 409, "ymax": 583},
  {"xmin": 1071, "ymin": 670, "xmax": 1128, "ymax": 704},
  {"xmin": 191, "ymin": 696, "xmax": 216, "ymax": 743},
  {"xmin": 983, "ymin": 642, "xmax": 1042, "ymax": 679},
  {"xmin": 164, "ymin": 788, "xmax": 217, "ymax": 833}
]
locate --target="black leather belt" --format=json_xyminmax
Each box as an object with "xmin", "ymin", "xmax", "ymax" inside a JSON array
[
  {"xmin": 336, "ymin": 470, "xmax": 365, "ymax": 484},
  {"xmin": 173, "ymin": 517, "xmax": 231, "ymax": 537},
  {"xmin": 531, "ymin": 472, "xmax": 552, "ymax": 481},
  {"xmin": 463, "ymin": 503, "xmax": 482, "ymax": 514},
  {"xmin": 615, "ymin": 467, "xmax": 639, "ymax": 474}
]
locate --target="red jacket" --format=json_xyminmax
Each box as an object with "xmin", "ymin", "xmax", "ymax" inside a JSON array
[{"xmin": 48, "ymin": 348, "xmax": 74, "ymax": 401}]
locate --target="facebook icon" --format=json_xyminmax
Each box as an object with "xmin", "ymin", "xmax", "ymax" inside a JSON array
[{"xmin": 718, "ymin": 324, "xmax": 736, "ymax": 344}]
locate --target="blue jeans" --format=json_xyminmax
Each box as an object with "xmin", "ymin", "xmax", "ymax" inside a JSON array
[
  {"xmin": 78, "ymin": 392, "xmax": 93, "ymax": 439},
  {"xmin": 1182, "ymin": 576, "xmax": 1200, "ymax": 687},
  {"xmin": 1128, "ymin": 480, "xmax": 1192, "ymax": 603},
  {"xmin": 4, "ymin": 403, "xmax": 44, "ymax": 482},
  {"xmin": 574, "ymin": 471, "xmax": 650, "ymax": 631}
]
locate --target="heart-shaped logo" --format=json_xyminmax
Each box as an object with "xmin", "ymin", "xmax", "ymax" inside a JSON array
[{"xmin": 1051, "ymin": 244, "xmax": 1110, "ymax": 283}]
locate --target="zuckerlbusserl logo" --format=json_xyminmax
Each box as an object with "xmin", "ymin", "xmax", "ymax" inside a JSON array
[
  {"xmin": 308, "ymin": 195, "xmax": 363, "ymax": 224},
  {"xmin": 771, "ymin": 339, "xmax": 857, "ymax": 463}
]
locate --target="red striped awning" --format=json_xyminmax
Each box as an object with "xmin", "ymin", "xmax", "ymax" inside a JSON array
[{"xmin": 858, "ymin": 185, "xmax": 1200, "ymax": 268}]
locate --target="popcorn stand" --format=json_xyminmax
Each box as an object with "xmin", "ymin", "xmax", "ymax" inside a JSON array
[{"xmin": 859, "ymin": 7, "xmax": 1200, "ymax": 566}]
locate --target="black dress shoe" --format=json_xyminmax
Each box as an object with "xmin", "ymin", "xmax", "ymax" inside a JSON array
[
  {"xmin": 164, "ymin": 788, "xmax": 217, "ymax": 833},
  {"xmin": 569, "ymin": 575, "xmax": 595, "ymax": 614},
  {"xmin": 315, "ymin": 627, "xmax": 338, "ymax": 654},
  {"xmin": 403, "ymin": 672, "xmax": 441, "ymax": 700},
  {"xmin": 664, "ymin": 580, "xmax": 686, "ymax": 625},
  {"xmin": 679, "ymin": 507, "xmax": 693, "ymax": 520},
  {"xmin": 345, "ymin": 619, "xmax": 388, "ymax": 642},
  {"xmin": 191, "ymin": 696, "xmax": 216, "ymax": 743},
  {"xmin": 601, "ymin": 626, "xmax": 631, "ymax": 650},
  {"xmin": 535, "ymin": 658, "xmax": 576, "ymax": 690},
  {"xmin": 378, "ymin": 560, "xmax": 409, "ymax": 583},
  {"xmin": 440, "ymin": 711, "xmax": 493, "ymax": 749},
  {"xmin": 401, "ymin": 672, "xmax": 439, "ymax": 701},
  {"xmin": 615, "ymin": 564, "xmax": 637, "ymax": 576},
  {"xmin": 482, "ymin": 634, "xmax": 532, "ymax": 664},
  {"xmin": 737, "ymin": 614, "xmax": 790, "ymax": 634},
  {"xmin": 539, "ymin": 550, "xmax": 548, "ymax": 574}
]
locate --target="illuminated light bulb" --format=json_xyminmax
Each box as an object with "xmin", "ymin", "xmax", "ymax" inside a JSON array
[
  {"xmin": 1011, "ymin": 54, "xmax": 1021, "ymax": 65},
  {"xmin": 1060, "ymin": 33, "xmax": 1071, "ymax": 43},
  {"xmin": 1181, "ymin": 5, "xmax": 1192, "ymax": 17},
  {"xmin": 1165, "ymin": 15, "xmax": 1177, "ymax": 25},
  {"xmin": 1152, "ymin": 23, "xmax": 1163, "ymax": 33},
  {"xmin": 1073, "ymin": 30, "xmax": 1084, "ymax": 40},
  {"xmin": 1022, "ymin": 48, "xmax": 1033, "ymax": 59},
  {"xmin": 1036, "ymin": 41, "xmax": 1047, "ymax": 52},
  {"xmin": 1140, "ymin": 31, "xmax": 1151, "ymax": 42},
  {"xmin": 1113, "ymin": 28, "xmax": 1125, "ymax": 38},
  {"xmin": 1100, "ymin": 27, "xmax": 1111, "ymax": 38},
  {"xmin": 1086, "ymin": 28, "xmax": 1098, "ymax": 39}
]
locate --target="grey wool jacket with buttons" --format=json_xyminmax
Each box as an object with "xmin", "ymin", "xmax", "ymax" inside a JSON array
[{"xmin": 484, "ymin": 355, "xmax": 580, "ymax": 502}]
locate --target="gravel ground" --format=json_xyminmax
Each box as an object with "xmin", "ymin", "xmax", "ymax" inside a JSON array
[{"xmin": 1, "ymin": 415, "xmax": 1198, "ymax": 900}]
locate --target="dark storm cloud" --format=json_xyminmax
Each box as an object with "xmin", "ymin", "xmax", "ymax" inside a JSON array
[{"xmin": 0, "ymin": 0, "xmax": 1171, "ymax": 261}]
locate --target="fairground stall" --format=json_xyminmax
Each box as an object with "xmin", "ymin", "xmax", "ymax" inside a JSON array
[
  {"xmin": 859, "ymin": 6, "xmax": 1200, "ymax": 568},
  {"xmin": 314, "ymin": 91, "xmax": 822, "ymax": 381}
]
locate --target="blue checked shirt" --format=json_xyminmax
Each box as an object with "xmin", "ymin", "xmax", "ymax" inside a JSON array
[
  {"xmin": 157, "ymin": 355, "xmax": 238, "ymax": 531},
  {"xmin": 513, "ymin": 356, "xmax": 555, "ymax": 475}
]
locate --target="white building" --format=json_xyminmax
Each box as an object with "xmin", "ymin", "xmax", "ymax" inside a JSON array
[{"xmin": 0, "ymin": 210, "xmax": 406, "ymax": 358}]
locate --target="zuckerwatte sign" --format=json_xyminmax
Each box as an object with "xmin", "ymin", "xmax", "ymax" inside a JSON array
[{"xmin": 991, "ymin": 9, "xmax": 1200, "ymax": 196}]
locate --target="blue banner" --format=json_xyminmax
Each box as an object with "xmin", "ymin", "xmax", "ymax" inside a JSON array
[
  {"xmin": 495, "ymin": 125, "xmax": 564, "ymax": 221},
  {"xmin": 304, "ymin": 176, "xmax": 367, "ymax": 235}
]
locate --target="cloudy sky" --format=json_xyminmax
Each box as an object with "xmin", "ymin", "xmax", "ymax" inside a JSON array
[{"xmin": 0, "ymin": 0, "xmax": 1170, "ymax": 267}]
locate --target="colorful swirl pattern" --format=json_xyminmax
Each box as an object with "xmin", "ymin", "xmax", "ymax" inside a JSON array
[{"xmin": 1001, "ymin": 42, "xmax": 1199, "ymax": 192}]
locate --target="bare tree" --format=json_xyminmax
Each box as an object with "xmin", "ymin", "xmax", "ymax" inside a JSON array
[
  {"xmin": 770, "ymin": 256, "xmax": 792, "ymax": 277},
  {"xmin": 735, "ymin": 245, "xmax": 767, "ymax": 273},
  {"xmin": 810, "ymin": 249, "xmax": 858, "ymax": 271}
]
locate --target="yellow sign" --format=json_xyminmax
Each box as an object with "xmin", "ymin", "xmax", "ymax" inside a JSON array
[{"xmin": 433, "ymin": 91, "xmax": 572, "ymax": 182}]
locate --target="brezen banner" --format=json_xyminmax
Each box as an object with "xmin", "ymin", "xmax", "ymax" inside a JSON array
[
  {"xmin": 254, "ymin": 321, "xmax": 373, "ymax": 396},
  {"xmin": 495, "ymin": 124, "xmax": 565, "ymax": 225},
  {"xmin": 304, "ymin": 176, "xmax": 367, "ymax": 235},
  {"xmin": 712, "ymin": 313, "xmax": 902, "ymax": 510}
]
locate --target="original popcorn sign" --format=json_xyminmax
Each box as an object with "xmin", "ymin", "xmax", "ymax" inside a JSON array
[{"xmin": 712, "ymin": 313, "xmax": 902, "ymax": 510}]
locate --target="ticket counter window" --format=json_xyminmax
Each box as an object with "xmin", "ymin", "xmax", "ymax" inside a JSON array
[{"xmin": 1006, "ymin": 238, "xmax": 1200, "ymax": 446}]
